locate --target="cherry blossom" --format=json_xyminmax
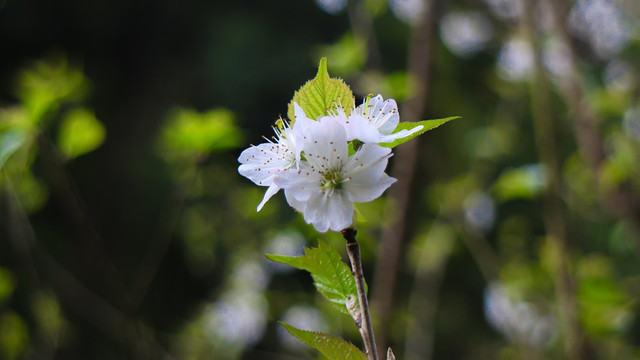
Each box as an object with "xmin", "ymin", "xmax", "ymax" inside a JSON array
[
  {"xmin": 237, "ymin": 104, "xmax": 313, "ymax": 210},
  {"xmin": 273, "ymin": 116, "xmax": 396, "ymax": 232},
  {"xmin": 329, "ymin": 94, "xmax": 423, "ymax": 144}
]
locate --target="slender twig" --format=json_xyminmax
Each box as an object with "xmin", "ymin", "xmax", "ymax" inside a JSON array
[{"xmin": 342, "ymin": 228, "xmax": 378, "ymax": 360}]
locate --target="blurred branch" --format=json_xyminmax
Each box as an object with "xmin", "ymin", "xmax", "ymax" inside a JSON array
[
  {"xmin": 3, "ymin": 184, "xmax": 40, "ymax": 285},
  {"xmin": 459, "ymin": 222, "xmax": 499, "ymax": 282},
  {"xmin": 519, "ymin": 1, "xmax": 590, "ymax": 359},
  {"xmin": 5, "ymin": 179, "xmax": 176, "ymax": 360},
  {"xmin": 544, "ymin": 0, "xmax": 640, "ymax": 252},
  {"xmin": 130, "ymin": 159, "xmax": 200, "ymax": 310},
  {"xmin": 347, "ymin": 0, "xmax": 382, "ymax": 70},
  {"xmin": 37, "ymin": 134, "xmax": 133, "ymax": 311},
  {"xmin": 371, "ymin": 0, "xmax": 435, "ymax": 355},
  {"xmin": 403, "ymin": 224, "xmax": 452, "ymax": 360}
]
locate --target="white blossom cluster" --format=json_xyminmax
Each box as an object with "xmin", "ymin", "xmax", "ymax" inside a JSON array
[{"xmin": 238, "ymin": 95, "xmax": 421, "ymax": 232}]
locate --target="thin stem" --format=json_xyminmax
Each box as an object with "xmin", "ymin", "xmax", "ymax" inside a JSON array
[{"xmin": 342, "ymin": 228, "xmax": 378, "ymax": 360}]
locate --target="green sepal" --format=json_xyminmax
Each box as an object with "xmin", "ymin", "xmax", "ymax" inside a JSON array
[
  {"xmin": 280, "ymin": 322, "xmax": 367, "ymax": 360},
  {"xmin": 288, "ymin": 58, "xmax": 354, "ymax": 121},
  {"xmin": 382, "ymin": 116, "xmax": 460, "ymax": 148},
  {"xmin": 266, "ymin": 241, "xmax": 363, "ymax": 315}
]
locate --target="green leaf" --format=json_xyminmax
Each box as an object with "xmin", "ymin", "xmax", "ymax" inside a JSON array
[
  {"xmin": 493, "ymin": 164, "xmax": 547, "ymax": 201},
  {"xmin": 57, "ymin": 108, "xmax": 106, "ymax": 159},
  {"xmin": 159, "ymin": 107, "xmax": 242, "ymax": 159},
  {"xmin": 0, "ymin": 268, "xmax": 16, "ymax": 304},
  {"xmin": 280, "ymin": 322, "xmax": 367, "ymax": 360},
  {"xmin": 0, "ymin": 130, "xmax": 28, "ymax": 169},
  {"xmin": 16, "ymin": 55, "xmax": 88, "ymax": 122},
  {"xmin": 288, "ymin": 58, "xmax": 354, "ymax": 121},
  {"xmin": 313, "ymin": 33, "xmax": 366, "ymax": 77},
  {"xmin": 266, "ymin": 241, "xmax": 361, "ymax": 315},
  {"xmin": 0, "ymin": 312, "xmax": 29, "ymax": 360},
  {"xmin": 382, "ymin": 116, "xmax": 460, "ymax": 148}
]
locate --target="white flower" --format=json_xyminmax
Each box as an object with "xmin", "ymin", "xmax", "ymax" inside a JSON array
[
  {"xmin": 274, "ymin": 116, "xmax": 396, "ymax": 232},
  {"xmin": 238, "ymin": 104, "xmax": 313, "ymax": 210},
  {"xmin": 330, "ymin": 94, "xmax": 423, "ymax": 144}
]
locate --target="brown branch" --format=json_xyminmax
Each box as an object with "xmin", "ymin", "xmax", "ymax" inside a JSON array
[
  {"xmin": 343, "ymin": 228, "xmax": 378, "ymax": 360},
  {"xmin": 519, "ymin": 1, "xmax": 590, "ymax": 359},
  {"xmin": 371, "ymin": 0, "xmax": 435, "ymax": 355},
  {"xmin": 346, "ymin": 0, "xmax": 382, "ymax": 70}
]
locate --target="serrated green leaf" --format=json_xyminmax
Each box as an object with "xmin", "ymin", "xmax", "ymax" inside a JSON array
[
  {"xmin": 281, "ymin": 322, "xmax": 367, "ymax": 360},
  {"xmin": 57, "ymin": 108, "xmax": 106, "ymax": 159},
  {"xmin": 382, "ymin": 116, "xmax": 460, "ymax": 148},
  {"xmin": 287, "ymin": 58, "xmax": 354, "ymax": 121},
  {"xmin": 266, "ymin": 241, "xmax": 362, "ymax": 315}
]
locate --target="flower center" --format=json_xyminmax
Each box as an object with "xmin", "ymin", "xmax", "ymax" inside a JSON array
[{"xmin": 320, "ymin": 167, "xmax": 344, "ymax": 194}]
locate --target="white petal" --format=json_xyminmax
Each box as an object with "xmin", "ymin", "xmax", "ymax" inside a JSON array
[
  {"xmin": 324, "ymin": 112, "xmax": 353, "ymax": 140},
  {"xmin": 343, "ymin": 114, "xmax": 381, "ymax": 143},
  {"xmin": 303, "ymin": 117, "xmax": 348, "ymax": 169},
  {"xmin": 273, "ymin": 167, "xmax": 320, "ymax": 201},
  {"xmin": 342, "ymin": 143, "xmax": 395, "ymax": 202},
  {"xmin": 343, "ymin": 143, "xmax": 392, "ymax": 176},
  {"xmin": 344, "ymin": 173, "xmax": 396, "ymax": 203},
  {"xmin": 284, "ymin": 188, "xmax": 306, "ymax": 213},
  {"xmin": 257, "ymin": 184, "xmax": 280, "ymax": 211},
  {"xmin": 356, "ymin": 95, "xmax": 400, "ymax": 134},
  {"xmin": 293, "ymin": 103, "xmax": 315, "ymax": 127},
  {"xmin": 238, "ymin": 143, "xmax": 292, "ymax": 186},
  {"xmin": 376, "ymin": 125, "xmax": 423, "ymax": 144},
  {"xmin": 326, "ymin": 193, "xmax": 354, "ymax": 231},
  {"xmin": 370, "ymin": 96, "xmax": 399, "ymax": 134},
  {"xmin": 302, "ymin": 192, "xmax": 353, "ymax": 232}
]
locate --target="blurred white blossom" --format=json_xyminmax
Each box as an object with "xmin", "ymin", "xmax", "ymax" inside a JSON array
[
  {"xmin": 315, "ymin": 0, "xmax": 347, "ymax": 14},
  {"xmin": 484, "ymin": 282, "xmax": 556, "ymax": 347},
  {"xmin": 440, "ymin": 11, "xmax": 493, "ymax": 57},
  {"xmin": 497, "ymin": 37, "xmax": 533, "ymax": 81},
  {"xmin": 483, "ymin": 0, "xmax": 523, "ymax": 20},
  {"xmin": 569, "ymin": 0, "xmax": 634, "ymax": 58},
  {"xmin": 389, "ymin": 0, "xmax": 429, "ymax": 25}
]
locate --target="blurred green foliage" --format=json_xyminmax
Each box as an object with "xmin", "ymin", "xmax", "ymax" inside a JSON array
[
  {"xmin": 159, "ymin": 107, "xmax": 242, "ymax": 160},
  {"xmin": 57, "ymin": 108, "xmax": 105, "ymax": 159}
]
